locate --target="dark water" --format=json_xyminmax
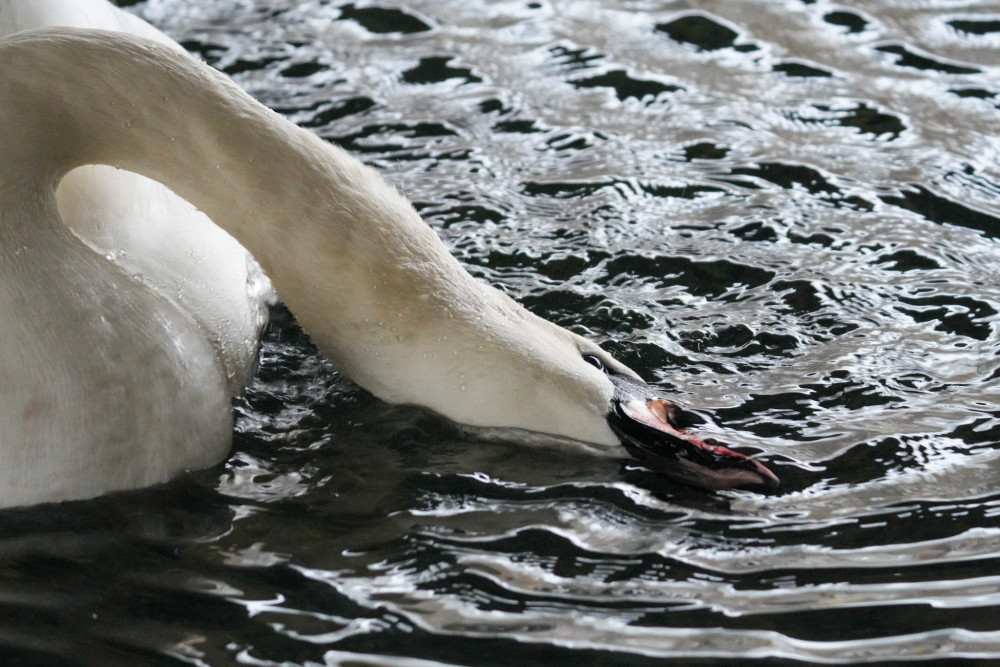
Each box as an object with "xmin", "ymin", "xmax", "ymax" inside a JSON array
[{"xmin": 5, "ymin": 0, "xmax": 1000, "ymax": 664}]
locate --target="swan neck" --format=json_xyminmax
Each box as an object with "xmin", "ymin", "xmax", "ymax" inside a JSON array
[
  {"xmin": 1, "ymin": 28, "xmax": 460, "ymax": 351},
  {"xmin": 0, "ymin": 28, "xmax": 617, "ymax": 446},
  {"xmin": 2, "ymin": 29, "xmax": 483, "ymax": 391}
]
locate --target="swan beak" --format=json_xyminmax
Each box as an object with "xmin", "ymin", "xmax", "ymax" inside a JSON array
[{"xmin": 609, "ymin": 394, "xmax": 779, "ymax": 494}]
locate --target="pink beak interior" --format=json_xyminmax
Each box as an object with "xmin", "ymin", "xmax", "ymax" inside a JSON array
[{"xmin": 620, "ymin": 397, "xmax": 779, "ymax": 492}]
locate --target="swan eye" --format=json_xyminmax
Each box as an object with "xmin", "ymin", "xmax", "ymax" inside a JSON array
[{"xmin": 582, "ymin": 354, "xmax": 606, "ymax": 372}]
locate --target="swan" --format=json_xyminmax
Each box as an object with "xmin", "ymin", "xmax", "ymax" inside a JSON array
[{"xmin": 0, "ymin": 5, "xmax": 777, "ymax": 507}]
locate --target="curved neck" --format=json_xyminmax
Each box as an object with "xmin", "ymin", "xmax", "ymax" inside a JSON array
[
  {"xmin": 0, "ymin": 28, "xmax": 616, "ymax": 445},
  {"xmin": 1, "ymin": 30, "xmax": 475, "ymax": 374}
]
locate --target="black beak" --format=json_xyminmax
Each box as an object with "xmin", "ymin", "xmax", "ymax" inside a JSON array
[{"xmin": 607, "ymin": 374, "xmax": 779, "ymax": 494}]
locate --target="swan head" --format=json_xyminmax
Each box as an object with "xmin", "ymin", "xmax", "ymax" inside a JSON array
[
  {"xmin": 322, "ymin": 283, "xmax": 779, "ymax": 494},
  {"xmin": 511, "ymin": 320, "xmax": 779, "ymax": 494}
]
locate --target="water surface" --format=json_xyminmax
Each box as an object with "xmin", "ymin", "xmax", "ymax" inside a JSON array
[{"xmin": 4, "ymin": 0, "xmax": 1000, "ymax": 664}]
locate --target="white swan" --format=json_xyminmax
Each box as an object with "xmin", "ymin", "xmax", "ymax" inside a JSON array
[{"xmin": 0, "ymin": 3, "xmax": 777, "ymax": 507}]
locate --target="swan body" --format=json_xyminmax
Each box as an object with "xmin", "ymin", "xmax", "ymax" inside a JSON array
[
  {"xmin": 0, "ymin": 0, "xmax": 271, "ymax": 396},
  {"xmin": 0, "ymin": 2, "xmax": 777, "ymax": 507}
]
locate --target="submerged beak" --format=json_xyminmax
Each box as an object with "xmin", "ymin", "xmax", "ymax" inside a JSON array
[{"xmin": 607, "ymin": 377, "xmax": 779, "ymax": 494}]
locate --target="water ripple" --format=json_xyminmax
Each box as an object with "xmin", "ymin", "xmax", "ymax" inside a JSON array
[{"xmin": 2, "ymin": 0, "xmax": 999, "ymax": 664}]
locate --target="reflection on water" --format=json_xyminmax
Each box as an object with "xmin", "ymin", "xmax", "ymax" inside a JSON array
[{"xmin": 4, "ymin": 0, "xmax": 1000, "ymax": 663}]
